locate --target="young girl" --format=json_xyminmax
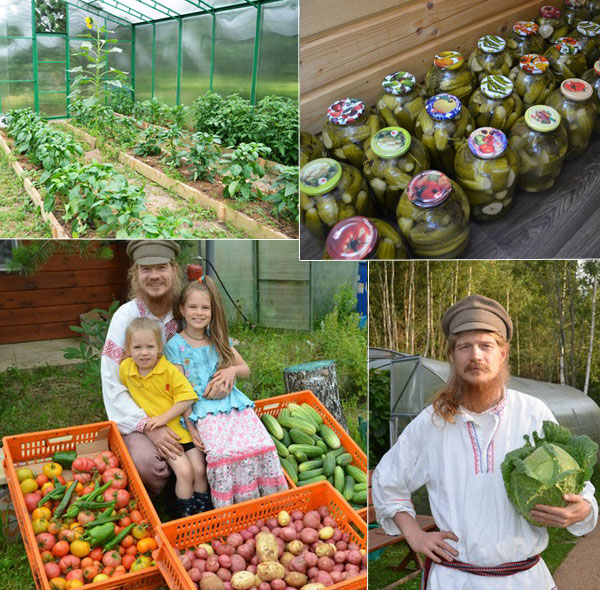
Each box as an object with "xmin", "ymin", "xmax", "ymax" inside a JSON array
[
  {"xmin": 164, "ymin": 276, "xmax": 287, "ymax": 508},
  {"xmin": 119, "ymin": 317, "xmax": 211, "ymax": 517}
]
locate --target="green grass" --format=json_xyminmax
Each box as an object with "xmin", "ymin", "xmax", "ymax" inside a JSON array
[{"xmin": 0, "ymin": 149, "xmax": 53, "ymax": 238}]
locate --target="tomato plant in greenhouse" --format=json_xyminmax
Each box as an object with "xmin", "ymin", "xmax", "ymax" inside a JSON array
[
  {"xmin": 264, "ymin": 164, "xmax": 300, "ymax": 223},
  {"xmin": 133, "ymin": 128, "xmax": 162, "ymax": 158},
  {"xmin": 221, "ymin": 142, "xmax": 271, "ymax": 201},
  {"xmin": 187, "ymin": 132, "xmax": 222, "ymax": 183}
]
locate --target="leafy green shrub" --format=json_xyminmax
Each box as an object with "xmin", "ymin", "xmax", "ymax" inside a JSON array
[
  {"xmin": 255, "ymin": 95, "xmax": 298, "ymax": 166},
  {"xmin": 187, "ymin": 132, "xmax": 222, "ymax": 182},
  {"xmin": 263, "ymin": 164, "xmax": 299, "ymax": 222},
  {"xmin": 220, "ymin": 142, "xmax": 271, "ymax": 201},
  {"xmin": 133, "ymin": 97, "xmax": 171, "ymax": 126},
  {"xmin": 134, "ymin": 127, "xmax": 162, "ymax": 157},
  {"xmin": 368, "ymin": 370, "xmax": 391, "ymax": 467},
  {"xmin": 109, "ymin": 80, "xmax": 134, "ymax": 115},
  {"xmin": 158, "ymin": 124, "xmax": 185, "ymax": 168}
]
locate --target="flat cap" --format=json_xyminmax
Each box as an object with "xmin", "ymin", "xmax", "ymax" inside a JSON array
[
  {"xmin": 442, "ymin": 294, "xmax": 512, "ymax": 341},
  {"xmin": 126, "ymin": 240, "xmax": 180, "ymax": 265}
]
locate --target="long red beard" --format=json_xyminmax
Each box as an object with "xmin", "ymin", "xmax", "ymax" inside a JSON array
[{"xmin": 447, "ymin": 362, "xmax": 509, "ymax": 413}]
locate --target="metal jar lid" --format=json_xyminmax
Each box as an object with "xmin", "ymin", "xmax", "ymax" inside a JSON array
[
  {"xmin": 555, "ymin": 37, "xmax": 583, "ymax": 54},
  {"xmin": 481, "ymin": 75, "xmax": 514, "ymax": 99},
  {"xmin": 524, "ymin": 105, "xmax": 561, "ymax": 132},
  {"xmin": 407, "ymin": 170, "xmax": 452, "ymax": 208},
  {"xmin": 513, "ymin": 21, "xmax": 539, "ymax": 36},
  {"xmin": 327, "ymin": 98, "xmax": 365, "ymax": 125},
  {"xmin": 595, "ymin": 59, "xmax": 600, "ymax": 76},
  {"xmin": 382, "ymin": 71, "xmax": 417, "ymax": 95},
  {"xmin": 468, "ymin": 127, "xmax": 508, "ymax": 159},
  {"xmin": 434, "ymin": 51, "xmax": 464, "ymax": 70},
  {"xmin": 519, "ymin": 54, "xmax": 550, "ymax": 74},
  {"xmin": 370, "ymin": 127, "xmax": 412, "ymax": 158},
  {"xmin": 539, "ymin": 5, "xmax": 561, "ymax": 19},
  {"xmin": 478, "ymin": 35, "xmax": 506, "ymax": 54},
  {"xmin": 560, "ymin": 78, "xmax": 594, "ymax": 101},
  {"xmin": 425, "ymin": 94, "xmax": 462, "ymax": 121},
  {"xmin": 326, "ymin": 217, "xmax": 378, "ymax": 260},
  {"xmin": 577, "ymin": 21, "xmax": 600, "ymax": 37},
  {"xmin": 300, "ymin": 158, "xmax": 342, "ymax": 196}
]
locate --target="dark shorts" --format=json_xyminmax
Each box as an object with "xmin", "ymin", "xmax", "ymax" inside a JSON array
[{"xmin": 181, "ymin": 441, "xmax": 195, "ymax": 452}]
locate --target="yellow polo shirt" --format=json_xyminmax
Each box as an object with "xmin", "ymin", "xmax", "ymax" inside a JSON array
[{"xmin": 119, "ymin": 355, "xmax": 198, "ymax": 443}]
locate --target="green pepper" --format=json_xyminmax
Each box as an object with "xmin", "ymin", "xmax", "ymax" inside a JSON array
[
  {"xmin": 103, "ymin": 523, "xmax": 136, "ymax": 551},
  {"xmin": 84, "ymin": 521, "xmax": 116, "ymax": 547},
  {"xmin": 51, "ymin": 451, "xmax": 77, "ymax": 470}
]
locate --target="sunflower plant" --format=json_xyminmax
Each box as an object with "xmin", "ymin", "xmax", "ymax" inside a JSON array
[{"xmin": 68, "ymin": 16, "xmax": 127, "ymax": 132}]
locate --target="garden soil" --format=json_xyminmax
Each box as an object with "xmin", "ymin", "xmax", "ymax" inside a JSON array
[{"xmin": 552, "ymin": 522, "xmax": 600, "ymax": 588}]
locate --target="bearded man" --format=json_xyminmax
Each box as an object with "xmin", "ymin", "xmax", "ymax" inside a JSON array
[
  {"xmin": 372, "ymin": 294, "xmax": 598, "ymax": 590},
  {"xmin": 101, "ymin": 240, "xmax": 185, "ymax": 495}
]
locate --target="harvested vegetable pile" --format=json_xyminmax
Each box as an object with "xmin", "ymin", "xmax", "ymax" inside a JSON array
[{"xmin": 501, "ymin": 420, "xmax": 598, "ymax": 526}]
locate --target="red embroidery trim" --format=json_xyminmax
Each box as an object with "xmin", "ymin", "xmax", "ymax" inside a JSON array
[
  {"xmin": 135, "ymin": 416, "xmax": 149, "ymax": 433},
  {"xmin": 102, "ymin": 339, "xmax": 125, "ymax": 363},
  {"xmin": 206, "ymin": 446, "xmax": 278, "ymax": 468},
  {"xmin": 467, "ymin": 421, "xmax": 481, "ymax": 475},
  {"xmin": 136, "ymin": 298, "xmax": 148, "ymax": 317},
  {"xmin": 211, "ymin": 476, "xmax": 288, "ymax": 500},
  {"xmin": 165, "ymin": 319, "xmax": 178, "ymax": 340}
]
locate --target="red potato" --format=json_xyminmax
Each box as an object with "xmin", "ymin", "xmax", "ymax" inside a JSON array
[
  {"xmin": 346, "ymin": 550, "xmax": 363, "ymax": 565},
  {"xmin": 196, "ymin": 547, "xmax": 210, "ymax": 559},
  {"xmin": 298, "ymin": 529, "xmax": 318, "ymax": 544},
  {"xmin": 316, "ymin": 556, "xmax": 334, "ymax": 572},
  {"xmin": 186, "ymin": 549, "xmax": 198, "ymax": 562},
  {"xmin": 344, "ymin": 564, "xmax": 360, "ymax": 573},
  {"xmin": 331, "ymin": 529, "xmax": 342, "ymax": 542},
  {"xmin": 302, "ymin": 511, "xmax": 320, "ymax": 530},
  {"xmin": 250, "ymin": 556, "xmax": 258, "ymax": 565},
  {"xmin": 288, "ymin": 555, "xmax": 307, "ymax": 574},
  {"xmin": 317, "ymin": 506, "xmax": 330, "ymax": 519},
  {"xmin": 314, "ymin": 572, "xmax": 334, "ymax": 586},
  {"xmin": 258, "ymin": 583, "xmax": 271, "ymax": 590},
  {"xmin": 192, "ymin": 559, "xmax": 207, "ymax": 572},
  {"xmin": 347, "ymin": 542, "xmax": 359, "ymax": 551},
  {"xmin": 216, "ymin": 544, "xmax": 235, "ymax": 557},
  {"xmin": 342, "ymin": 532, "xmax": 350, "ymax": 543},
  {"xmin": 330, "ymin": 571, "xmax": 343, "ymax": 583},
  {"xmin": 291, "ymin": 510, "xmax": 303, "ymax": 521},
  {"xmin": 333, "ymin": 564, "xmax": 344, "ymax": 573},
  {"xmin": 261, "ymin": 527, "xmax": 271, "ymax": 534},
  {"xmin": 181, "ymin": 553, "xmax": 193, "ymax": 570},
  {"xmin": 224, "ymin": 583, "xmax": 232, "ymax": 590},
  {"xmin": 271, "ymin": 527, "xmax": 282, "ymax": 537},
  {"xmin": 202, "ymin": 572, "xmax": 217, "ymax": 578},
  {"xmin": 276, "ymin": 537, "xmax": 285, "ymax": 557},
  {"xmin": 218, "ymin": 554, "xmax": 232, "ymax": 569},
  {"xmin": 247, "ymin": 565, "xmax": 257, "ymax": 574},
  {"xmin": 335, "ymin": 541, "xmax": 347, "ymax": 551},
  {"xmin": 280, "ymin": 527, "xmax": 297, "ymax": 542},
  {"xmin": 344, "ymin": 570, "xmax": 359, "ymax": 580},
  {"xmin": 189, "ymin": 568, "xmax": 203, "ymax": 582},
  {"xmin": 241, "ymin": 529, "xmax": 254, "ymax": 541},
  {"xmin": 255, "ymin": 519, "xmax": 265, "ymax": 528},
  {"xmin": 217, "ymin": 568, "xmax": 232, "ymax": 582},
  {"xmin": 307, "ymin": 567, "xmax": 319, "ymax": 579},
  {"xmin": 322, "ymin": 517, "xmax": 336, "ymax": 528},
  {"xmin": 271, "ymin": 579, "xmax": 286, "ymax": 590},
  {"xmin": 206, "ymin": 555, "xmax": 220, "ymax": 572},
  {"xmin": 237, "ymin": 543, "xmax": 253, "ymax": 562},
  {"xmin": 266, "ymin": 518, "xmax": 278, "ymax": 530},
  {"xmin": 246, "ymin": 539, "xmax": 257, "ymax": 551},
  {"xmin": 292, "ymin": 521, "xmax": 304, "ymax": 533},
  {"xmin": 249, "ymin": 525, "xmax": 260, "ymax": 536},
  {"xmin": 227, "ymin": 533, "xmax": 244, "ymax": 547},
  {"xmin": 212, "ymin": 540, "xmax": 222, "ymax": 552},
  {"xmin": 231, "ymin": 555, "xmax": 247, "ymax": 572},
  {"xmin": 303, "ymin": 551, "xmax": 318, "ymax": 567},
  {"xmin": 333, "ymin": 551, "xmax": 346, "ymax": 564}
]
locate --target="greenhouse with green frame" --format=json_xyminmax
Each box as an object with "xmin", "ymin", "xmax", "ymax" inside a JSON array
[{"xmin": 0, "ymin": 0, "xmax": 299, "ymax": 240}]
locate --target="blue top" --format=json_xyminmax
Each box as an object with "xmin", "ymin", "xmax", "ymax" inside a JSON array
[{"xmin": 164, "ymin": 332, "xmax": 254, "ymax": 422}]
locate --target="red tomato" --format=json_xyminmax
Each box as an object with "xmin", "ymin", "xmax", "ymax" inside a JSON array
[
  {"xmin": 121, "ymin": 554, "xmax": 136, "ymax": 570},
  {"xmin": 24, "ymin": 492, "xmax": 42, "ymax": 513},
  {"xmin": 120, "ymin": 534, "xmax": 133, "ymax": 548},
  {"xmin": 102, "ymin": 550, "xmax": 121, "ymax": 568},
  {"xmin": 58, "ymin": 555, "xmax": 80, "ymax": 574},
  {"xmin": 89, "ymin": 547, "xmax": 104, "ymax": 562},
  {"xmin": 103, "ymin": 488, "xmax": 130, "ymax": 508},
  {"xmin": 52, "ymin": 540, "xmax": 70, "ymax": 558},
  {"xmin": 93, "ymin": 455, "xmax": 107, "ymax": 474},
  {"xmin": 65, "ymin": 569, "xmax": 84, "ymax": 582},
  {"xmin": 113, "ymin": 565, "xmax": 127, "ymax": 577},
  {"xmin": 77, "ymin": 510, "xmax": 95, "ymax": 526},
  {"xmin": 99, "ymin": 450, "xmax": 119, "ymax": 469},
  {"xmin": 80, "ymin": 484, "xmax": 95, "ymax": 496},
  {"xmin": 58, "ymin": 529, "xmax": 76, "ymax": 543},
  {"xmin": 36, "ymin": 473, "xmax": 50, "ymax": 487},
  {"xmin": 40, "ymin": 550, "xmax": 55, "ymax": 563},
  {"xmin": 36, "ymin": 532, "xmax": 56, "ymax": 552},
  {"xmin": 82, "ymin": 566, "xmax": 99, "ymax": 582},
  {"xmin": 125, "ymin": 545, "xmax": 137, "ymax": 556},
  {"xmin": 118, "ymin": 516, "xmax": 132, "ymax": 528},
  {"xmin": 73, "ymin": 473, "xmax": 92, "ymax": 485},
  {"xmin": 44, "ymin": 562, "xmax": 61, "ymax": 579},
  {"xmin": 101, "ymin": 566, "xmax": 115, "ymax": 577},
  {"xmin": 72, "ymin": 457, "xmax": 95, "ymax": 474},
  {"xmin": 129, "ymin": 510, "xmax": 143, "ymax": 524},
  {"xmin": 102, "ymin": 467, "xmax": 128, "ymax": 489}
]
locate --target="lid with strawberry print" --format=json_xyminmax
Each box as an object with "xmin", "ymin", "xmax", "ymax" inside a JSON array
[
  {"xmin": 407, "ymin": 170, "xmax": 452, "ymax": 208},
  {"xmin": 468, "ymin": 127, "xmax": 507, "ymax": 159},
  {"xmin": 326, "ymin": 216, "xmax": 378, "ymax": 260}
]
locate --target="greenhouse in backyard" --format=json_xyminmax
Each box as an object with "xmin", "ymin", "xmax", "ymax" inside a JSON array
[
  {"xmin": 0, "ymin": 0, "xmax": 298, "ymax": 239},
  {"xmin": 369, "ymin": 347, "xmax": 600, "ymax": 449}
]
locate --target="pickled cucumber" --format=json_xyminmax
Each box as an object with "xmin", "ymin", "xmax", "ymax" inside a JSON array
[{"xmin": 300, "ymin": 131, "xmax": 326, "ymax": 169}]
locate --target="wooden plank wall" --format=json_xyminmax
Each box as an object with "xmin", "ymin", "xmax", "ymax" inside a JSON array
[
  {"xmin": 0, "ymin": 244, "xmax": 129, "ymax": 345},
  {"xmin": 300, "ymin": 0, "xmax": 559, "ymax": 133}
]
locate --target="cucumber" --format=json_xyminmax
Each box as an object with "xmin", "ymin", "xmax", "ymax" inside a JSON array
[
  {"xmin": 289, "ymin": 428, "xmax": 315, "ymax": 446},
  {"xmin": 333, "ymin": 466, "xmax": 345, "ymax": 493},
  {"xmin": 298, "ymin": 459, "xmax": 323, "ymax": 473},
  {"xmin": 330, "ymin": 447, "xmax": 347, "ymax": 458},
  {"xmin": 351, "ymin": 489, "xmax": 367, "ymax": 505},
  {"xmin": 343, "ymin": 475, "xmax": 355, "ymax": 501},
  {"xmin": 315, "ymin": 440, "xmax": 328, "ymax": 453},
  {"xmin": 301, "ymin": 403, "xmax": 323, "ymax": 425},
  {"xmin": 336, "ymin": 453, "xmax": 353, "ymax": 467},
  {"xmin": 280, "ymin": 457, "xmax": 297, "ymax": 483},
  {"xmin": 320, "ymin": 424, "xmax": 341, "ymax": 449},
  {"xmin": 279, "ymin": 407, "xmax": 291, "ymax": 420},
  {"xmin": 277, "ymin": 415, "xmax": 317, "ymax": 436},
  {"xmin": 281, "ymin": 428, "xmax": 292, "ymax": 447},
  {"xmin": 298, "ymin": 467, "xmax": 324, "ymax": 480},
  {"xmin": 261, "ymin": 413, "xmax": 284, "ymax": 440},
  {"xmin": 288, "ymin": 403, "xmax": 320, "ymax": 427},
  {"xmin": 288, "ymin": 444, "xmax": 324, "ymax": 458},
  {"xmin": 346, "ymin": 465, "xmax": 367, "ymax": 484},
  {"xmin": 270, "ymin": 436, "xmax": 289, "ymax": 458},
  {"xmin": 297, "ymin": 475, "xmax": 327, "ymax": 486},
  {"xmin": 353, "ymin": 482, "xmax": 367, "ymax": 492},
  {"xmin": 293, "ymin": 450, "xmax": 308, "ymax": 462},
  {"xmin": 323, "ymin": 453, "xmax": 337, "ymax": 477}
]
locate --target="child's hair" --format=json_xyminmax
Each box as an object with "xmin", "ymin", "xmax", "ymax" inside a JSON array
[
  {"xmin": 178, "ymin": 276, "xmax": 236, "ymax": 369},
  {"xmin": 124, "ymin": 317, "xmax": 164, "ymax": 356}
]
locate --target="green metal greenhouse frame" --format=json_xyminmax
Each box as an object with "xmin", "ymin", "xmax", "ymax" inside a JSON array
[{"xmin": 0, "ymin": 0, "xmax": 298, "ymax": 117}]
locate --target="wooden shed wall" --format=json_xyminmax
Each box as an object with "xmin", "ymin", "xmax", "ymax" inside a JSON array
[
  {"xmin": 0, "ymin": 245, "xmax": 129, "ymax": 345},
  {"xmin": 300, "ymin": 0, "xmax": 558, "ymax": 133}
]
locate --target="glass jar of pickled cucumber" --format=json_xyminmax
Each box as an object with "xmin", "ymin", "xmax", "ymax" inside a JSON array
[
  {"xmin": 321, "ymin": 98, "xmax": 380, "ymax": 168},
  {"xmin": 324, "ymin": 216, "xmax": 408, "ymax": 260},
  {"xmin": 544, "ymin": 37, "xmax": 588, "ymax": 80},
  {"xmin": 571, "ymin": 20, "xmax": 600, "ymax": 65},
  {"xmin": 300, "ymin": 131, "xmax": 327, "ymax": 170},
  {"xmin": 508, "ymin": 105, "xmax": 568, "ymax": 191},
  {"xmin": 468, "ymin": 75, "xmax": 524, "ymax": 132},
  {"xmin": 363, "ymin": 127, "xmax": 430, "ymax": 216},
  {"xmin": 375, "ymin": 71, "xmax": 426, "ymax": 134},
  {"xmin": 300, "ymin": 158, "xmax": 375, "ymax": 242},
  {"xmin": 563, "ymin": 0, "xmax": 590, "ymax": 26},
  {"xmin": 396, "ymin": 170, "xmax": 470, "ymax": 258},
  {"xmin": 424, "ymin": 51, "xmax": 475, "ymax": 104},
  {"xmin": 414, "ymin": 94, "xmax": 474, "ymax": 177},
  {"xmin": 582, "ymin": 59, "xmax": 600, "ymax": 131},
  {"xmin": 509, "ymin": 54, "xmax": 557, "ymax": 107},
  {"xmin": 546, "ymin": 78, "xmax": 598, "ymax": 158},
  {"xmin": 537, "ymin": 6, "xmax": 570, "ymax": 43},
  {"xmin": 507, "ymin": 22, "xmax": 546, "ymax": 60},
  {"xmin": 455, "ymin": 127, "xmax": 518, "ymax": 221},
  {"xmin": 468, "ymin": 35, "xmax": 514, "ymax": 82}
]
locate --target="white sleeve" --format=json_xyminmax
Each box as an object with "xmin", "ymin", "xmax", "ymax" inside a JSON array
[
  {"xmin": 101, "ymin": 304, "xmax": 147, "ymax": 435},
  {"xmin": 372, "ymin": 412, "xmax": 430, "ymax": 535}
]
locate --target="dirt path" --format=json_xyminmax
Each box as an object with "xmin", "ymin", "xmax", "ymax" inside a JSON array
[{"xmin": 552, "ymin": 523, "xmax": 600, "ymax": 588}]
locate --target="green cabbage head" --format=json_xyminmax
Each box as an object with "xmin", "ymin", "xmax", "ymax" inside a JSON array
[{"xmin": 501, "ymin": 421, "xmax": 598, "ymax": 526}]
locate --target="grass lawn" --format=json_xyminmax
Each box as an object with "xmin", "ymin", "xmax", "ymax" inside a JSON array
[{"xmin": 0, "ymin": 318, "xmax": 366, "ymax": 590}]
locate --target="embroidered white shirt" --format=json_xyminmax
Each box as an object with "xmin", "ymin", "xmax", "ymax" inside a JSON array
[
  {"xmin": 372, "ymin": 389, "xmax": 598, "ymax": 590},
  {"xmin": 100, "ymin": 298, "xmax": 178, "ymax": 434}
]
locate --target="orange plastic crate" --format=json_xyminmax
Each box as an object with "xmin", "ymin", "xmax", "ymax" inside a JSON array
[
  {"xmin": 2, "ymin": 421, "xmax": 165, "ymax": 590},
  {"xmin": 254, "ymin": 390, "xmax": 368, "ymax": 520},
  {"xmin": 155, "ymin": 481, "xmax": 366, "ymax": 590}
]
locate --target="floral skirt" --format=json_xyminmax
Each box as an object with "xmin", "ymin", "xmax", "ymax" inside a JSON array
[{"xmin": 194, "ymin": 407, "xmax": 288, "ymax": 508}]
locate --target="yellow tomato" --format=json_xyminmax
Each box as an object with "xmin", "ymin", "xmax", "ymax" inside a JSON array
[
  {"xmin": 32, "ymin": 517, "xmax": 49, "ymax": 534},
  {"xmin": 20, "ymin": 478, "xmax": 39, "ymax": 494},
  {"xmin": 130, "ymin": 556, "xmax": 152, "ymax": 571},
  {"xmin": 70, "ymin": 540, "xmax": 91, "ymax": 558},
  {"xmin": 49, "ymin": 578, "xmax": 67, "ymax": 590},
  {"xmin": 69, "ymin": 523, "xmax": 85, "ymax": 532},
  {"xmin": 132, "ymin": 524, "xmax": 149, "ymax": 540},
  {"xmin": 41, "ymin": 482, "xmax": 55, "ymax": 494},
  {"xmin": 92, "ymin": 574, "xmax": 110, "ymax": 583},
  {"xmin": 66, "ymin": 581, "xmax": 84, "ymax": 589},
  {"xmin": 32, "ymin": 507, "xmax": 52, "ymax": 521},
  {"xmin": 42, "ymin": 462, "xmax": 63, "ymax": 479},
  {"xmin": 16, "ymin": 467, "xmax": 35, "ymax": 482}
]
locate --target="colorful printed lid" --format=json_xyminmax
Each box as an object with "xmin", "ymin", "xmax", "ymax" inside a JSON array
[
  {"xmin": 370, "ymin": 127, "xmax": 412, "ymax": 158},
  {"xmin": 468, "ymin": 127, "xmax": 507, "ymax": 159},
  {"xmin": 561, "ymin": 78, "xmax": 594, "ymax": 100},
  {"xmin": 481, "ymin": 75, "xmax": 514, "ymax": 99},
  {"xmin": 382, "ymin": 71, "xmax": 417, "ymax": 95},
  {"xmin": 513, "ymin": 21, "xmax": 539, "ymax": 36},
  {"xmin": 326, "ymin": 217, "xmax": 378, "ymax": 260},
  {"xmin": 434, "ymin": 51, "xmax": 464, "ymax": 70},
  {"xmin": 555, "ymin": 37, "xmax": 583, "ymax": 54},
  {"xmin": 407, "ymin": 170, "xmax": 452, "ymax": 208},
  {"xmin": 425, "ymin": 94, "xmax": 462, "ymax": 121},
  {"xmin": 565, "ymin": 0, "xmax": 586, "ymax": 7},
  {"xmin": 300, "ymin": 158, "xmax": 342, "ymax": 196},
  {"xmin": 539, "ymin": 5, "xmax": 562, "ymax": 19},
  {"xmin": 595, "ymin": 59, "xmax": 600, "ymax": 76},
  {"xmin": 519, "ymin": 54, "xmax": 550, "ymax": 74},
  {"xmin": 577, "ymin": 21, "xmax": 600, "ymax": 37},
  {"xmin": 327, "ymin": 98, "xmax": 365, "ymax": 125},
  {"xmin": 478, "ymin": 35, "xmax": 506, "ymax": 54},
  {"xmin": 524, "ymin": 105, "xmax": 561, "ymax": 131}
]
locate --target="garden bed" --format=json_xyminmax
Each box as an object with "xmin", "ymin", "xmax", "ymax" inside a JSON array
[{"xmin": 54, "ymin": 119, "xmax": 297, "ymax": 239}]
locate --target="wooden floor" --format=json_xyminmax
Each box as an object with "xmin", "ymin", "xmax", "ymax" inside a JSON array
[{"xmin": 300, "ymin": 134, "xmax": 600, "ymax": 260}]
